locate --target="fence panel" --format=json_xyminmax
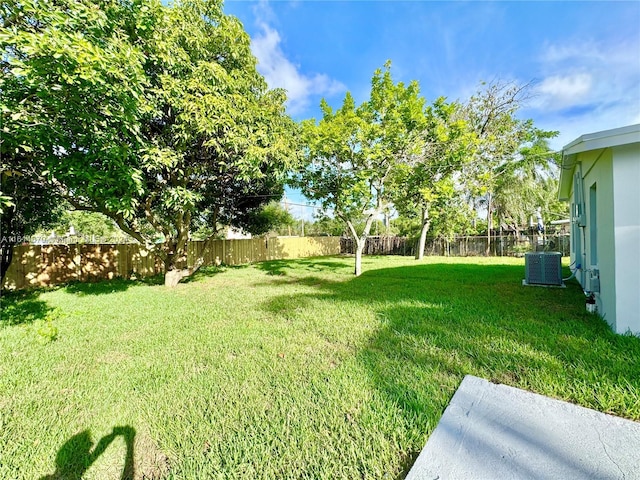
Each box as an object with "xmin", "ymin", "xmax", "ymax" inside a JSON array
[
  {"xmin": 2, "ymin": 236, "xmax": 341, "ymax": 290},
  {"xmin": 340, "ymin": 234, "xmax": 570, "ymax": 257},
  {"xmin": 2, "ymin": 234, "xmax": 571, "ymax": 290}
]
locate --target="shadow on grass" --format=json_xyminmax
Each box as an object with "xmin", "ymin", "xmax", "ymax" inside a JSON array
[
  {"xmin": 255, "ymin": 256, "xmax": 348, "ymax": 276},
  {"xmin": 0, "ymin": 289, "xmax": 54, "ymax": 327},
  {"xmin": 40, "ymin": 426, "xmax": 135, "ymax": 480},
  {"xmin": 179, "ymin": 265, "xmax": 243, "ymax": 284},
  {"xmin": 254, "ymin": 275, "xmax": 336, "ymax": 290},
  {"xmin": 354, "ymin": 263, "xmax": 639, "ymax": 415},
  {"xmin": 63, "ymin": 275, "xmax": 164, "ymax": 296},
  {"xmin": 57, "ymin": 264, "xmax": 240, "ymax": 292},
  {"xmin": 261, "ymin": 259, "xmax": 640, "ymax": 464}
]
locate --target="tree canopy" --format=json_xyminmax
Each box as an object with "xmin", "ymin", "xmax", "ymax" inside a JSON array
[
  {"xmin": 1, "ymin": 0, "xmax": 298, "ymax": 286},
  {"xmin": 462, "ymin": 81, "xmax": 561, "ymax": 253},
  {"xmin": 390, "ymin": 97, "xmax": 476, "ymax": 259},
  {"xmin": 297, "ymin": 64, "xmax": 424, "ymax": 275},
  {"xmin": 1, "ymin": 1, "xmax": 569, "ymax": 285}
]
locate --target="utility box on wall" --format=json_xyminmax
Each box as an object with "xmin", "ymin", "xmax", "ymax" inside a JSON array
[{"xmin": 524, "ymin": 252, "xmax": 563, "ymax": 286}]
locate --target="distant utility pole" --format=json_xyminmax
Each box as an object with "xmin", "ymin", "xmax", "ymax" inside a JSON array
[{"xmin": 283, "ymin": 193, "xmax": 291, "ymax": 236}]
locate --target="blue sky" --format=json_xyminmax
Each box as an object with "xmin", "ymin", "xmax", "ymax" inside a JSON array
[{"xmin": 223, "ymin": 0, "xmax": 640, "ymax": 212}]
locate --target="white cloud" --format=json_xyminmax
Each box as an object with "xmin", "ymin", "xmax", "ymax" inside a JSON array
[
  {"xmin": 250, "ymin": 22, "xmax": 345, "ymax": 115},
  {"xmin": 541, "ymin": 43, "xmax": 605, "ymax": 64},
  {"xmin": 536, "ymin": 73, "xmax": 593, "ymax": 109},
  {"xmin": 530, "ymin": 38, "xmax": 640, "ymax": 148},
  {"xmin": 536, "ymin": 39, "xmax": 639, "ymax": 106}
]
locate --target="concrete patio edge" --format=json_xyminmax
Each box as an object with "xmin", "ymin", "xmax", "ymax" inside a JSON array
[{"xmin": 405, "ymin": 375, "xmax": 640, "ymax": 480}]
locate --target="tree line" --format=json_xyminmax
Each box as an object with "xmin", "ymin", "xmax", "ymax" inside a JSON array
[{"xmin": 1, "ymin": 0, "xmax": 566, "ymax": 285}]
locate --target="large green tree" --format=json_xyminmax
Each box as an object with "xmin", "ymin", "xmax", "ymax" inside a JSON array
[
  {"xmin": 0, "ymin": 169, "xmax": 63, "ymax": 283},
  {"xmin": 1, "ymin": 0, "xmax": 297, "ymax": 286},
  {"xmin": 1, "ymin": 0, "xmax": 147, "ymax": 281},
  {"xmin": 390, "ymin": 98, "xmax": 475, "ymax": 259},
  {"xmin": 462, "ymin": 81, "xmax": 558, "ymax": 253},
  {"xmin": 296, "ymin": 93, "xmax": 370, "ymax": 275},
  {"xmin": 297, "ymin": 65, "xmax": 423, "ymax": 276},
  {"xmin": 491, "ymin": 133, "xmax": 564, "ymax": 237}
]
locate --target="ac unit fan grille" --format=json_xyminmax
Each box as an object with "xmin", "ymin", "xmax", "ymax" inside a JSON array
[{"xmin": 525, "ymin": 252, "xmax": 562, "ymax": 286}]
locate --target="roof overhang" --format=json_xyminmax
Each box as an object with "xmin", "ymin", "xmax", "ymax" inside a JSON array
[{"xmin": 559, "ymin": 124, "xmax": 640, "ymax": 201}]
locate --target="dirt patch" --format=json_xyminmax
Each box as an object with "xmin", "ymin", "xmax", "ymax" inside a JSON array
[
  {"xmin": 490, "ymin": 369, "xmax": 522, "ymax": 386},
  {"xmin": 134, "ymin": 430, "xmax": 170, "ymax": 480}
]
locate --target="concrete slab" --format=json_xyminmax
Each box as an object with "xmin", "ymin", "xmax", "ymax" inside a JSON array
[{"xmin": 406, "ymin": 375, "xmax": 640, "ymax": 480}]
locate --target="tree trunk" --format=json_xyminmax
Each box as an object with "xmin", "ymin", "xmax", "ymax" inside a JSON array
[
  {"xmin": 164, "ymin": 260, "xmax": 203, "ymax": 287},
  {"xmin": 354, "ymin": 239, "xmax": 364, "ymax": 276},
  {"xmin": 342, "ymin": 213, "xmax": 376, "ymax": 277},
  {"xmin": 1, "ymin": 207, "xmax": 18, "ymax": 285},
  {"xmin": 0, "ymin": 241, "xmax": 13, "ymax": 285},
  {"xmin": 162, "ymin": 238, "xmax": 191, "ymax": 287},
  {"xmin": 162, "ymin": 233, "xmax": 217, "ymax": 287},
  {"xmin": 486, "ymin": 192, "xmax": 493, "ymax": 256},
  {"xmin": 164, "ymin": 268, "xmax": 188, "ymax": 287},
  {"xmin": 415, "ymin": 206, "xmax": 431, "ymax": 260}
]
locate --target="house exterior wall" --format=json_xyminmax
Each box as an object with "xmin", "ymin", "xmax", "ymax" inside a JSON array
[
  {"xmin": 612, "ymin": 144, "xmax": 640, "ymax": 334},
  {"xmin": 561, "ymin": 124, "xmax": 640, "ymax": 336},
  {"xmin": 568, "ymin": 172, "xmax": 580, "ymax": 282},
  {"xmin": 581, "ymin": 149, "xmax": 617, "ymax": 330},
  {"xmin": 568, "ymin": 150, "xmax": 603, "ymax": 287},
  {"xmin": 568, "ymin": 177, "xmax": 580, "ymax": 276}
]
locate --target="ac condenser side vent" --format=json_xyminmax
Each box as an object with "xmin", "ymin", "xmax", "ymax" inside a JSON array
[{"xmin": 524, "ymin": 252, "xmax": 563, "ymax": 286}]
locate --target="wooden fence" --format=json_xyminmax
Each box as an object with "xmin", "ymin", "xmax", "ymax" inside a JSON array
[
  {"xmin": 341, "ymin": 234, "xmax": 571, "ymax": 257},
  {"xmin": 2, "ymin": 236, "xmax": 340, "ymax": 290}
]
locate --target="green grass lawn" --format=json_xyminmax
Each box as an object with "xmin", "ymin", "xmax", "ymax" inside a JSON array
[{"xmin": 1, "ymin": 255, "xmax": 639, "ymax": 479}]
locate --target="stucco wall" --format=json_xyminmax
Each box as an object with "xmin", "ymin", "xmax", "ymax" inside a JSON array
[
  {"xmin": 581, "ymin": 149, "xmax": 616, "ymax": 330},
  {"xmin": 561, "ymin": 124, "xmax": 640, "ymax": 336},
  {"xmin": 568, "ymin": 198, "xmax": 581, "ymax": 283},
  {"xmin": 612, "ymin": 144, "xmax": 640, "ymax": 334}
]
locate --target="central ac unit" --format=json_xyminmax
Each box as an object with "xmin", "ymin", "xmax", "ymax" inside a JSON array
[{"xmin": 524, "ymin": 252, "xmax": 563, "ymax": 286}]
